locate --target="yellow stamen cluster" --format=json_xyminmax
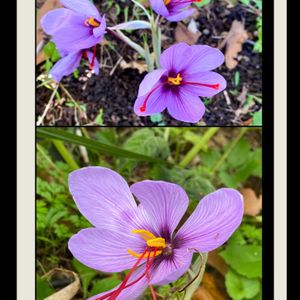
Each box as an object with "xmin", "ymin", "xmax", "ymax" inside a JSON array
[
  {"xmin": 164, "ymin": 0, "xmax": 172, "ymax": 5},
  {"xmin": 168, "ymin": 74, "xmax": 183, "ymax": 85},
  {"xmin": 128, "ymin": 229, "xmax": 166, "ymax": 258},
  {"xmin": 84, "ymin": 17, "xmax": 100, "ymax": 27}
]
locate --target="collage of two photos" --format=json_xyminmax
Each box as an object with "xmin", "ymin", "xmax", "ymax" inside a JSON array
[{"xmin": 35, "ymin": 0, "xmax": 266, "ymax": 300}]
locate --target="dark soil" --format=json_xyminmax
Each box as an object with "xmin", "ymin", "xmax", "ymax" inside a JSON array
[{"xmin": 36, "ymin": 0, "xmax": 262, "ymax": 126}]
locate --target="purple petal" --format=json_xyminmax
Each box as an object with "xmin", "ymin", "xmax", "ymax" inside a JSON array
[
  {"xmin": 166, "ymin": 88, "xmax": 205, "ymax": 123},
  {"xmin": 150, "ymin": 0, "xmax": 170, "ymax": 17},
  {"xmin": 68, "ymin": 228, "xmax": 146, "ymax": 272},
  {"xmin": 49, "ymin": 51, "xmax": 81, "ymax": 82},
  {"xmin": 134, "ymin": 84, "xmax": 167, "ymax": 117},
  {"xmin": 130, "ymin": 181, "xmax": 189, "ymax": 238},
  {"xmin": 175, "ymin": 188, "xmax": 244, "ymax": 252},
  {"xmin": 150, "ymin": 248, "xmax": 193, "ymax": 285},
  {"xmin": 86, "ymin": 50, "xmax": 99, "ymax": 75},
  {"xmin": 41, "ymin": 8, "xmax": 79, "ymax": 35},
  {"xmin": 185, "ymin": 45, "xmax": 225, "ymax": 73},
  {"xmin": 68, "ymin": 167, "xmax": 139, "ymax": 230},
  {"xmin": 88, "ymin": 266, "xmax": 148, "ymax": 300},
  {"xmin": 61, "ymin": 0, "xmax": 100, "ymax": 18},
  {"xmin": 166, "ymin": 8, "xmax": 196, "ymax": 22},
  {"xmin": 181, "ymin": 71, "xmax": 227, "ymax": 97},
  {"xmin": 93, "ymin": 15, "xmax": 106, "ymax": 38},
  {"xmin": 138, "ymin": 68, "xmax": 167, "ymax": 97},
  {"xmin": 159, "ymin": 42, "xmax": 191, "ymax": 74},
  {"xmin": 52, "ymin": 23, "xmax": 100, "ymax": 53}
]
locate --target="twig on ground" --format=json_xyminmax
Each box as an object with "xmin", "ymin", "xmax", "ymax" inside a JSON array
[
  {"xmin": 36, "ymin": 84, "xmax": 59, "ymax": 126},
  {"xmin": 110, "ymin": 56, "xmax": 123, "ymax": 76}
]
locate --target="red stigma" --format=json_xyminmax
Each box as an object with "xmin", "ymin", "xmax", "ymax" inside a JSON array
[
  {"xmin": 90, "ymin": 46, "xmax": 97, "ymax": 69},
  {"xmin": 139, "ymin": 82, "xmax": 167, "ymax": 114},
  {"xmin": 181, "ymin": 81, "xmax": 220, "ymax": 90},
  {"xmin": 96, "ymin": 247, "xmax": 157, "ymax": 300}
]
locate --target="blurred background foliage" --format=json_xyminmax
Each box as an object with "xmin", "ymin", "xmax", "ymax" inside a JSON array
[{"xmin": 36, "ymin": 127, "xmax": 262, "ymax": 300}]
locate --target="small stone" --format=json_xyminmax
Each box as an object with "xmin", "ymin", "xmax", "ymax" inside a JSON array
[{"xmin": 203, "ymin": 29, "xmax": 210, "ymax": 35}]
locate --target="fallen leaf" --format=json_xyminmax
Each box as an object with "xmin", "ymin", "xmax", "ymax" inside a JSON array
[
  {"xmin": 207, "ymin": 250, "xmax": 229, "ymax": 276},
  {"xmin": 219, "ymin": 21, "xmax": 248, "ymax": 69},
  {"xmin": 36, "ymin": 0, "xmax": 62, "ymax": 65},
  {"xmin": 241, "ymin": 188, "xmax": 262, "ymax": 216},
  {"xmin": 42, "ymin": 268, "xmax": 81, "ymax": 300},
  {"xmin": 175, "ymin": 22, "xmax": 201, "ymax": 45},
  {"xmin": 192, "ymin": 272, "xmax": 230, "ymax": 300},
  {"xmin": 120, "ymin": 59, "xmax": 148, "ymax": 74}
]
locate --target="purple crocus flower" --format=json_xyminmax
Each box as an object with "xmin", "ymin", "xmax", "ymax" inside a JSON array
[
  {"xmin": 50, "ymin": 49, "xmax": 99, "ymax": 82},
  {"xmin": 68, "ymin": 167, "xmax": 243, "ymax": 300},
  {"xmin": 133, "ymin": 42, "xmax": 226, "ymax": 123},
  {"xmin": 41, "ymin": 0, "xmax": 106, "ymax": 54},
  {"xmin": 150, "ymin": 0, "xmax": 201, "ymax": 22}
]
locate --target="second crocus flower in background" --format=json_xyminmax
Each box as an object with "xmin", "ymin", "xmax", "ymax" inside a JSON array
[
  {"xmin": 49, "ymin": 49, "xmax": 99, "ymax": 83},
  {"xmin": 134, "ymin": 42, "xmax": 226, "ymax": 123},
  {"xmin": 150, "ymin": 0, "xmax": 202, "ymax": 22}
]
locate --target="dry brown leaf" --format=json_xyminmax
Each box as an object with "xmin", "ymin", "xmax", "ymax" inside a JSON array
[
  {"xmin": 120, "ymin": 60, "xmax": 148, "ymax": 74},
  {"xmin": 36, "ymin": 0, "xmax": 62, "ymax": 65},
  {"xmin": 175, "ymin": 22, "xmax": 201, "ymax": 45},
  {"xmin": 220, "ymin": 21, "xmax": 248, "ymax": 69},
  {"xmin": 207, "ymin": 250, "xmax": 229, "ymax": 276},
  {"xmin": 192, "ymin": 272, "xmax": 230, "ymax": 300},
  {"xmin": 42, "ymin": 268, "xmax": 80, "ymax": 300},
  {"xmin": 241, "ymin": 188, "xmax": 262, "ymax": 216}
]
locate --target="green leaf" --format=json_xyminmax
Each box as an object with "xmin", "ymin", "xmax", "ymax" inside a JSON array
[
  {"xmin": 219, "ymin": 171, "xmax": 239, "ymax": 188},
  {"xmin": 43, "ymin": 41, "xmax": 61, "ymax": 62},
  {"xmin": 44, "ymin": 59, "xmax": 53, "ymax": 73},
  {"xmin": 36, "ymin": 275, "xmax": 54, "ymax": 300},
  {"xmin": 123, "ymin": 128, "xmax": 170, "ymax": 159},
  {"xmin": 37, "ymin": 128, "xmax": 165, "ymax": 163},
  {"xmin": 72, "ymin": 259, "xmax": 98, "ymax": 297},
  {"xmin": 252, "ymin": 110, "xmax": 262, "ymax": 126},
  {"xmin": 150, "ymin": 113, "xmax": 163, "ymax": 123},
  {"xmin": 225, "ymin": 270, "xmax": 260, "ymax": 300},
  {"xmin": 90, "ymin": 277, "xmax": 122, "ymax": 296},
  {"xmin": 95, "ymin": 109, "xmax": 104, "ymax": 125},
  {"xmin": 194, "ymin": 0, "xmax": 211, "ymax": 8},
  {"xmin": 228, "ymin": 229, "xmax": 247, "ymax": 246},
  {"xmin": 227, "ymin": 139, "xmax": 251, "ymax": 168},
  {"xmin": 201, "ymin": 149, "xmax": 221, "ymax": 168},
  {"xmin": 220, "ymin": 245, "xmax": 262, "ymax": 278},
  {"xmin": 234, "ymin": 71, "xmax": 240, "ymax": 87}
]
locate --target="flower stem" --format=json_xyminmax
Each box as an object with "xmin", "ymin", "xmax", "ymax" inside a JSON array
[
  {"xmin": 150, "ymin": 17, "xmax": 161, "ymax": 68},
  {"xmin": 52, "ymin": 140, "xmax": 79, "ymax": 170},
  {"xmin": 210, "ymin": 127, "xmax": 248, "ymax": 175},
  {"xmin": 179, "ymin": 128, "xmax": 219, "ymax": 168}
]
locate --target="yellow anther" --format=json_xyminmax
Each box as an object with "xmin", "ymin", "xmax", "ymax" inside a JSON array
[
  {"xmin": 131, "ymin": 229, "xmax": 157, "ymax": 242},
  {"xmin": 128, "ymin": 230, "xmax": 166, "ymax": 258},
  {"xmin": 147, "ymin": 237, "xmax": 166, "ymax": 249},
  {"xmin": 127, "ymin": 248, "xmax": 162, "ymax": 258},
  {"xmin": 168, "ymin": 74, "xmax": 182, "ymax": 85},
  {"xmin": 164, "ymin": 0, "xmax": 171, "ymax": 5},
  {"xmin": 84, "ymin": 17, "xmax": 100, "ymax": 27}
]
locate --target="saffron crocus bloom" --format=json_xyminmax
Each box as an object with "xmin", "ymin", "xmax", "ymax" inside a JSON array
[
  {"xmin": 68, "ymin": 167, "xmax": 243, "ymax": 300},
  {"xmin": 41, "ymin": 0, "xmax": 106, "ymax": 54},
  {"xmin": 134, "ymin": 42, "xmax": 226, "ymax": 123},
  {"xmin": 50, "ymin": 49, "xmax": 99, "ymax": 82},
  {"xmin": 150, "ymin": 0, "xmax": 201, "ymax": 22}
]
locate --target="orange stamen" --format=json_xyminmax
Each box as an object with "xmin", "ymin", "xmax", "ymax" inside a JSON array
[{"xmin": 84, "ymin": 17, "xmax": 100, "ymax": 27}]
